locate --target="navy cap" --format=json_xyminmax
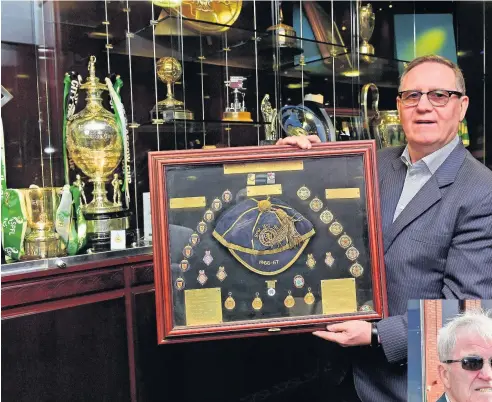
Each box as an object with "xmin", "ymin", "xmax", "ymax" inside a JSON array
[{"xmin": 213, "ymin": 197, "xmax": 315, "ymax": 275}]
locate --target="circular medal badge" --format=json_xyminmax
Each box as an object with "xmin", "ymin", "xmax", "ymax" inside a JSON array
[
  {"xmin": 182, "ymin": 245, "xmax": 193, "ymax": 258},
  {"xmin": 189, "ymin": 233, "xmax": 200, "ymax": 247},
  {"xmin": 304, "ymin": 287, "xmax": 315, "ymax": 305},
  {"xmin": 197, "ymin": 221, "xmax": 208, "ymax": 234},
  {"xmin": 174, "ymin": 277, "xmax": 185, "ymax": 290},
  {"xmin": 309, "ymin": 197, "xmax": 323, "ymax": 212},
  {"xmin": 211, "ymin": 198, "xmax": 223, "ymax": 211},
  {"xmin": 293, "ymin": 275, "xmax": 305, "ymax": 289},
  {"xmin": 297, "ymin": 185, "xmax": 311, "ymax": 200},
  {"xmin": 179, "ymin": 259, "xmax": 190, "ymax": 272},
  {"xmin": 349, "ymin": 262, "xmax": 364, "ymax": 278},
  {"xmin": 267, "ymin": 287, "xmax": 276, "ymax": 297},
  {"xmin": 224, "ymin": 292, "xmax": 236, "ymax": 310},
  {"xmin": 320, "ymin": 210, "xmax": 334, "ymax": 224},
  {"xmin": 284, "ymin": 291, "xmax": 296, "ymax": 308},
  {"xmin": 338, "ymin": 233, "xmax": 352, "ymax": 249},
  {"xmin": 222, "ymin": 189, "xmax": 233, "ymax": 203},
  {"xmin": 252, "ymin": 293, "xmax": 263, "ymax": 311},
  {"xmin": 345, "ymin": 246, "xmax": 360, "ymax": 261},
  {"xmin": 329, "ymin": 221, "xmax": 343, "ymax": 236},
  {"xmin": 204, "ymin": 209, "xmax": 215, "ymax": 222}
]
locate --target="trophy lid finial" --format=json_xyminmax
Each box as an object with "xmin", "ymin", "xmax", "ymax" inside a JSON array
[{"xmin": 81, "ymin": 55, "xmax": 107, "ymax": 91}]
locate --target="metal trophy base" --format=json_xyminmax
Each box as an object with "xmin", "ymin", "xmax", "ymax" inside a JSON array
[
  {"xmin": 260, "ymin": 139, "xmax": 277, "ymax": 145},
  {"xmin": 222, "ymin": 111, "xmax": 253, "ymax": 122},
  {"xmin": 23, "ymin": 230, "xmax": 66, "ymax": 259},
  {"xmin": 84, "ymin": 210, "xmax": 132, "ymax": 252},
  {"xmin": 150, "ymin": 106, "xmax": 194, "ymax": 122}
]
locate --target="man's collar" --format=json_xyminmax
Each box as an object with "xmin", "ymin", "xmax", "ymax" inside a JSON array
[
  {"xmin": 400, "ymin": 136, "xmax": 460, "ymax": 174},
  {"xmin": 444, "ymin": 393, "xmax": 451, "ymax": 402}
]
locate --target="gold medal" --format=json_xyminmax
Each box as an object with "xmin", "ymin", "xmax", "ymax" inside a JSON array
[
  {"xmin": 174, "ymin": 276, "xmax": 185, "ymax": 290},
  {"xmin": 222, "ymin": 189, "xmax": 233, "ymax": 203},
  {"xmin": 189, "ymin": 233, "xmax": 200, "ymax": 246},
  {"xmin": 309, "ymin": 196, "xmax": 323, "ymax": 212},
  {"xmin": 224, "ymin": 292, "xmax": 236, "ymax": 310},
  {"xmin": 324, "ymin": 252, "xmax": 335, "ymax": 267},
  {"xmin": 293, "ymin": 275, "xmax": 305, "ymax": 289},
  {"xmin": 197, "ymin": 270, "xmax": 208, "ymax": 285},
  {"xmin": 306, "ymin": 253, "xmax": 316, "ymax": 269},
  {"xmin": 350, "ymin": 262, "xmax": 364, "ymax": 277},
  {"xmin": 297, "ymin": 185, "xmax": 311, "ymax": 200},
  {"xmin": 265, "ymin": 280, "xmax": 277, "ymax": 296},
  {"xmin": 211, "ymin": 198, "xmax": 223, "ymax": 211},
  {"xmin": 179, "ymin": 259, "xmax": 190, "ymax": 272},
  {"xmin": 216, "ymin": 266, "xmax": 227, "ymax": 282},
  {"xmin": 197, "ymin": 221, "xmax": 207, "ymax": 234},
  {"xmin": 345, "ymin": 246, "xmax": 360, "ymax": 261},
  {"xmin": 338, "ymin": 233, "xmax": 352, "ymax": 249},
  {"xmin": 284, "ymin": 290, "xmax": 295, "ymax": 308},
  {"xmin": 183, "ymin": 245, "xmax": 193, "ymax": 258},
  {"xmin": 304, "ymin": 287, "xmax": 315, "ymax": 305},
  {"xmin": 252, "ymin": 292, "xmax": 263, "ymax": 311},
  {"xmin": 204, "ymin": 209, "xmax": 215, "ymax": 222},
  {"xmin": 329, "ymin": 221, "xmax": 343, "ymax": 236},
  {"xmin": 320, "ymin": 209, "xmax": 334, "ymax": 224}
]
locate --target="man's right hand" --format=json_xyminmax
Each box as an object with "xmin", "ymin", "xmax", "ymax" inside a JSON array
[{"xmin": 276, "ymin": 135, "xmax": 321, "ymax": 149}]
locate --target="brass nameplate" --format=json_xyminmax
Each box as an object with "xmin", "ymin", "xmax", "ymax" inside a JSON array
[
  {"xmin": 320, "ymin": 278, "xmax": 357, "ymax": 315},
  {"xmin": 169, "ymin": 196, "xmax": 206, "ymax": 209},
  {"xmin": 224, "ymin": 161, "xmax": 303, "ymax": 174},
  {"xmin": 184, "ymin": 288, "xmax": 223, "ymax": 326},
  {"xmin": 247, "ymin": 184, "xmax": 282, "ymax": 197},
  {"xmin": 325, "ymin": 188, "xmax": 361, "ymax": 199}
]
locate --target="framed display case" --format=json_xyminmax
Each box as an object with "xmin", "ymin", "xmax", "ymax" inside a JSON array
[{"xmin": 149, "ymin": 141, "xmax": 387, "ymax": 343}]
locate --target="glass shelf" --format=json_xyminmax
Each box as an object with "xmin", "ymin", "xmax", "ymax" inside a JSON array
[
  {"xmin": 137, "ymin": 119, "xmax": 265, "ymax": 134},
  {"xmin": 280, "ymin": 52, "xmax": 409, "ymax": 88}
]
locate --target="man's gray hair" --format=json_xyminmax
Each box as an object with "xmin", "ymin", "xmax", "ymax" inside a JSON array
[
  {"xmin": 398, "ymin": 55, "xmax": 466, "ymax": 95},
  {"xmin": 437, "ymin": 309, "xmax": 492, "ymax": 362}
]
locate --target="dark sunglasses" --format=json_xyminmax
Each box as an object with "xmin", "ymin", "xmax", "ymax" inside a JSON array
[{"xmin": 442, "ymin": 355, "xmax": 492, "ymax": 371}]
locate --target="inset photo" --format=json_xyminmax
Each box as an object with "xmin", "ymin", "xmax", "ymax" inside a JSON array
[{"xmin": 408, "ymin": 300, "xmax": 492, "ymax": 402}]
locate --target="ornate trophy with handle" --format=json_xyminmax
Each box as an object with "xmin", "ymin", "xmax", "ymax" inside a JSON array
[
  {"xmin": 359, "ymin": 3, "xmax": 375, "ymax": 62},
  {"xmin": 151, "ymin": 57, "xmax": 194, "ymax": 122},
  {"xmin": 66, "ymin": 56, "xmax": 130, "ymax": 251},
  {"xmin": 361, "ymin": 83, "xmax": 405, "ymax": 149}
]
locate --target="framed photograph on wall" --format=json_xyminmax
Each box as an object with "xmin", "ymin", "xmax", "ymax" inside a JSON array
[{"xmin": 149, "ymin": 141, "xmax": 387, "ymax": 344}]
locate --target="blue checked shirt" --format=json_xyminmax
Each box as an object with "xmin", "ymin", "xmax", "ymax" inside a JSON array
[{"xmin": 393, "ymin": 136, "xmax": 460, "ymax": 222}]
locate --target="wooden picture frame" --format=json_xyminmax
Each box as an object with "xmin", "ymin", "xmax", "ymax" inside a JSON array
[{"xmin": 149, "ymin": 141, "xmax": 387, "ymax": 344}]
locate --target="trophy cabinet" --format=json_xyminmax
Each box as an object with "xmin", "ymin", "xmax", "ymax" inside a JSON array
[{"xmin": 1, "ymin": 1, "xmax": 490, "ymax": 401}]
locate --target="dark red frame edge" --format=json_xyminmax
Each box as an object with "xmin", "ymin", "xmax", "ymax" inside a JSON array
[{"xmin": 149, "ymin": 141, "xmax": 388, "ymax": 344}]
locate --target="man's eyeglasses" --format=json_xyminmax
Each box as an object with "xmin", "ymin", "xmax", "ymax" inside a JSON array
[
  {"xmin": 442, "ymin": 355, "xmax": 492, "ymax": 371},
  {"xmin": 398, "ymin": 89, "xmax": 463, "ymax": 107}
]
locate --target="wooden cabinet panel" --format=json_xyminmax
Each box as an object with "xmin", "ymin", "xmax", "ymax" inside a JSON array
[{"xmin": 2, "ymin": 298, "xmax": 131, "ymax": 402}]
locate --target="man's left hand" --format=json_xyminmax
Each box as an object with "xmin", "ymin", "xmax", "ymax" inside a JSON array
[{"xmin": 313, "ymin": 320, "xmax": 372, "ymax": 347}]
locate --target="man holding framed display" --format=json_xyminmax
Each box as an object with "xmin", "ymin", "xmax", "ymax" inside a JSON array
[{"xmin": 277, "ymin": 55, "xmax": 492, "ymax": 401}]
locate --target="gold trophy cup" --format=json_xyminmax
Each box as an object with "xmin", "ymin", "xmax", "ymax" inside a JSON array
[
  {"xmin": 66, "ymin": 56, "xmax": 129, "ymax": 251},
  {"xmin": 359, "ymin": 3, "xmax": 376, "ymax": 62},
  {"xmin": 23, "ymin": 186, "xmax": 65, "ymax": 259},
  {"xmin": 151, "ymin": 57, "xmax": 194, "ymax": 122}
]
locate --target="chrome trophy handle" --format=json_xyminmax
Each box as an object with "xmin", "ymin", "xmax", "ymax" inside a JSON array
[{"xmin": 361, "ymin": 83, "xmax": 383, "ymax": 149}]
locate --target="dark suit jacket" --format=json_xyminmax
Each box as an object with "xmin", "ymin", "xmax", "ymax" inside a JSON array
[
  {"xmin": 436, "ymin": 393, "xmax": 447, "ymax": 402},
  {"xmin": 352, "ymin": 142, "xmax": 492, "ymax": 402}
]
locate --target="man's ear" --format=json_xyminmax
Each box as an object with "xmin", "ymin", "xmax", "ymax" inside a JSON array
[
  {"xmin": 459, "ymin": 96, "xmax": 469, "ymax": 121},
  {"xmin": 438, "ymin": 363, "xmax": 451, "ymax": 389}
]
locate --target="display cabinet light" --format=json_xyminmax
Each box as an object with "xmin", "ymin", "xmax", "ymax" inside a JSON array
[{"xmin": 342, "ymin": 70, "xmax": 360, "ymax": 77}]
